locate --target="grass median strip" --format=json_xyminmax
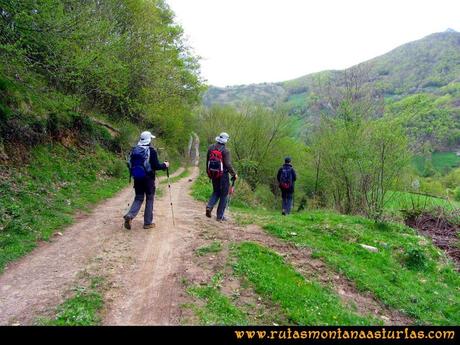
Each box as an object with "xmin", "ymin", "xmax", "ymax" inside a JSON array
[{"xmin": 195, "ymin": 241, "xmax": 222, "ymax": 256}]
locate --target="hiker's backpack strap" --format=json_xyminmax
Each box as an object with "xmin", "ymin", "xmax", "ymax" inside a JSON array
[{"xmin": 207, "ymin": 145, "xmax": 224, "ymax": 179}]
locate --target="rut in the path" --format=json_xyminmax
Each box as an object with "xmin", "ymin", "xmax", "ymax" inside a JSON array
[
  {"xmin": 1, "ymin": 166, "xmax": 411, "ymax": 325},
  {"xmin": 0, "ymin": 168, "xmax": 187, "ymax": 325},
  {"xmin": 103, "ymin": 168, "xmax": 202, "ymax": 325}
]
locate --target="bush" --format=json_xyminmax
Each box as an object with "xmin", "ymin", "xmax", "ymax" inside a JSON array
[
  {"xmin": 404, "ymin": 246, "xmax": 428, "ymax": 270},
  {"xmin": 110, "ymin": 121, "xmax": 139, "ymax": 154},
  {"xmin": 232, "ymin": 179, "xmax": 254, "ymax": 208},
  {"xmin": 454, "ymin": 187, "xmax": 460, "ymax": 202},
  {"xmin": 107, "ymin": 159, "xmax": 127, "ymax": 178},
  {"xmin": 253, "ymin": 184, "xmax": 276, "ymax": 209}
]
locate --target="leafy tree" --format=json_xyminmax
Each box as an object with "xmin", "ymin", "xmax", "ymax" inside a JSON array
[
  {"xmin": 0, "ymin": 0, "xmax": 203, "ymax": 154},
  {"xmin": 196, "ymin": 104, "xmax": 311, "ymax": 198}
]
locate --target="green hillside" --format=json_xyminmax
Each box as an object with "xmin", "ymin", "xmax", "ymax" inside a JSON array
[{"xmin": 203, "ymin": 30, "xmax": 460, "ymax": 151}]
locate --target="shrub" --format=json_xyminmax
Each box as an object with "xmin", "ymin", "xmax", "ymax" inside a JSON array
[
  {"xmin": 404, "ymin": 246, "xmax": 428, "ymax": 270},
  {"xmin": 232, "ymin": 179, "xmax": 255, "ymax": 208},
  {"xmin": 454, "ymin": 187, "xmax": 460, "ymax": 202},
  {"xmin": 107, "ymin": 159, "xmax": 127, "ymax": 178},
  {"xmin": 253, "ymin": 184, "xmax": 276, "ymax": 209}
]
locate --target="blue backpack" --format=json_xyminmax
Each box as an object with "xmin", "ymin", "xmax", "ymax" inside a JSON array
[
  {"xmin": 128, "ymin": 145, "xmax": 152, "ymax": 180},
  {"xmin": 279, "ymin": 166, "xmax": 293, "ymax": 190}
]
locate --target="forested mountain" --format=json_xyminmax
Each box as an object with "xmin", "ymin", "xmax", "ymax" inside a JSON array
[{"xmin": 203, "ymin": 30, "xmax": 460, "ymax": 150}]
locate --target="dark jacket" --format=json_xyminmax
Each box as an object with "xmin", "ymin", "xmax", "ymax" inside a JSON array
[
  {"xmin": 131, "ymin": 145, "xmax": 167, "ymax": 180},
  {"xmin": 277, "ymin": 163, "xmax": 297, "ymax": 192},
  {"xmin": 206, "ymin": 143, "xmax": 236, "ymax": 177}
]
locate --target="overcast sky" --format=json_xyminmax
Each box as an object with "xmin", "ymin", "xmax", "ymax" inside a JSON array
[{"xmin": 167, "ymin": 0, "xmax": 460, "ymax": 87}]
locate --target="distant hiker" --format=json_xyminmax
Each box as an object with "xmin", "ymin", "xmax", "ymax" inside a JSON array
[
  {"xmin": 206, "ymin": 132, "xmax": 237, "ymax": 221},
  {"xmin": 124, "ymin": 131, "xmax": 169, "ymax": 230},
  {"xmin": 277, "ymin": 157, "xmax": 297, "ymax": 215}
]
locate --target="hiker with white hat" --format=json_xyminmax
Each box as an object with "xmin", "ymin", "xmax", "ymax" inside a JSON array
[
  {"xmin": 124, "ymin": 131, "xmax": 169, "ymax": 230},
  {"xmin": 205, "ymin": 132, "xmax": 238, "ymax": 222}
]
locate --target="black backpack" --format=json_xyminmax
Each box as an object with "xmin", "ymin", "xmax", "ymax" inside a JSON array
[{"xmin": 279, "ymin": 166, "xmax": 293, "ymax": 190}]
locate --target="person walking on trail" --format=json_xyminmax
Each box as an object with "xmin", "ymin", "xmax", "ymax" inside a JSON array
[
  {"xmin": 124, "ymin": 131, "xmax": 169, "ymax": 230},
  {"xmin": 206, "ymin": 132, "xmax": 238, "ymax": 222},
  {"xmin": 277, "ymin": 157, "xmax": 297, "ymax": 216}
]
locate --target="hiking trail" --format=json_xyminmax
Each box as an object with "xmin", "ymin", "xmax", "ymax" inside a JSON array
[{"xmin": 0, "ymin": 167, "xmax": 409, "ymax": 325}]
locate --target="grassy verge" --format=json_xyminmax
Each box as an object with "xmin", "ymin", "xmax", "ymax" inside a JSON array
[
  {"xmin": 233, "ymin": 242, "xmax": 374, "ymax": 325},
  {"xmin": 385, "ymin": 191, "xmax": 459, "ymax": 213},
  {"xmin": 260, "ymin": 211, "xmax": 459, "ymax": 325},
  {"xmin": 37, "ymin": 275, "xmax": 105, "ymax": 326},
  {"xmin": 191, "ymin": 173, "xmax": 212, "ymax": 202},
  {"xmin": 0, "ymin": 143, "xmax": 128, "ymax": 272},
  {"xmin": 186, "ymin": 274, "xmax": 248, "ymax": 325},
  {"xmin": 191, "ymin": 170, "xmax": 459, "ymax": 325}
]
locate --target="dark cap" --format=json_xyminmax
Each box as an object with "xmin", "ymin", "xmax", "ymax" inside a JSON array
[{"xmin": 284, "ymin": 156, "xmax": 291, "ymax": 163}]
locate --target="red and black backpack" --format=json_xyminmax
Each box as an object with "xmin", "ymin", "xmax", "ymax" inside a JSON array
[{"xmin": 207, "ymin": 146, "xmax": 224, "ymax": 179}]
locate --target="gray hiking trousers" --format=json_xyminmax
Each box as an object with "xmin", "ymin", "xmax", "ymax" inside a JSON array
[{"xmin": 125, "ymin": 176, "xmax": 155, "ymax": 225}]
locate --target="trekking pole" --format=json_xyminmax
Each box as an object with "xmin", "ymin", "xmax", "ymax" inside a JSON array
[
  {"xmin": 166, "ymin": 167, "xmax": 176, "ymax": 227},
  {"xmin": 226, "ymin": 176, "xmax": 236, "ymax": 212}
]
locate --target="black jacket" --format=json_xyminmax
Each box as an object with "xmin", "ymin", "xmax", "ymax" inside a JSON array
[
  {"xmin": 206, "ymin": 143, "xmax": 236, "ymax": 177},
  {"xmin": 277, "ymin": 163, "xmax": 297, "ymax": 192},
  {"xmin": 148, "ymin": 146, "xmax": 167, "ymax": 177},
  {"xmin": 131, "ymin": 145, "xmax": 167, "ymax": 180}
]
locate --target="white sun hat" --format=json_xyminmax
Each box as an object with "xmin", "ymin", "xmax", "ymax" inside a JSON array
[
  {"xmin": 138, "ymin": 131, "xmax": 156, "ymax": 146},
  {"xmin": 215, "ymin": 132, "xmax": 230, "ymax": 144}
]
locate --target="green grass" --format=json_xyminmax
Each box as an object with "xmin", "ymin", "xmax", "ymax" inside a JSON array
[
  {"xmin": 233, "ymin": 242, "xmax": 374, "ymax": 325},
  {"xmin": 385, "ymin": 191, "xmax": 459, "ymax": 212},
  {"xmin": 38, "ymin": 276, "xmax": 105, "ymax": 326},
  {"xmin": 259, "ymin": 211, "xmax": 459, "ymax": 325},
  {"xmin": 187, "ymin": 274, "xmax": 248, "ymax": 325},
  {"xmin": 195, "ymin": 241, "xmax": 222, "ymax": 256},
  {"xmin": 285, "ymin": 92, "xmax": 308, "ymax": 109},
  {"xmin": 159, "ymin": 167, "xmax": 190, "ymax": 185},
  {"xmin": 0, "ymin": 143, "xmax": 128, "ymax": 272},
  {"xmin": 191, "ymin": 173, "xmax": 212, "ymax": 202},
  {"xmin": 413, "ymin": 152, "xmax": 460, "ymax": 175},
  {"xmin": 432, "ymin": 152, "xmax": 460, "ymax": 171},
  {"xmin": 191, "ymin": 169, "xmax": 460, "ymax": 325}
]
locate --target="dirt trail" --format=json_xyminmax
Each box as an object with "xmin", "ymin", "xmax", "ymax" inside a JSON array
[
  {"xmin": 0, "ymin": 167, "xmax": 187, "ymax": 325},
  {"xmin": 103, "ymin": 168, "xmax": 201, "ymax": 325},
  {"xmin": 0, "ymin": 166, "xmax": 411, "ymax": 325}
]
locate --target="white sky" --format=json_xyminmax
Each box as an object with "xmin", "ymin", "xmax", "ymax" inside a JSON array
[{"xmin": 167, "ymin": 0, "xmax": 460, "ymax": 87}]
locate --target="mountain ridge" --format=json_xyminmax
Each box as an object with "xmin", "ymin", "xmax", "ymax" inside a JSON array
[{"xmin": 203, "ymin": 31, "xmax": 460, "ymax": 111}]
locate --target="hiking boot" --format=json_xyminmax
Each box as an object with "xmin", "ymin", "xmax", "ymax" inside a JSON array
[
  {"xmin": 143, "ymin": 223, "xmax": 156, "ymax": 229},
  {"xmin": 282, "ymin": 211, "xmax": 286, "ymax": 216},
  {"xmin": 217, "ymin": 216, "xmax": 228, "ymax": 222},
  {"xmin": 124, "ymin": 216, "xmax": 132, "ymax": 230},
  {"xmin": 205, "ymin": 207, "xmax": 212, "ymax": 218}
]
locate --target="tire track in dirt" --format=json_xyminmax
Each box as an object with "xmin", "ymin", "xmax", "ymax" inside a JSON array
[
  {"xmin": 102, "ymin": 168, "xmax": 201, "ymax": 325},
  {"xmin": 0, "ymin": 166, "xmax": 412, "ymax": 325},
  {"xmin": 0, "ymin": 168, "xmax": 185, "ymax": 325}
]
